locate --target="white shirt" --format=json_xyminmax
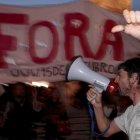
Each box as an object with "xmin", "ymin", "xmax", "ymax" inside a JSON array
[{"xmin": 114, "ymin": 101, "xmax": 140, "ymax": 140}]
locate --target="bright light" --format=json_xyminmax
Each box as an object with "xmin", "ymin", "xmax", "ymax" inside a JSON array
[{"xmin": 31, "ymin": 81, "xmax": 49, "ymax": 88}]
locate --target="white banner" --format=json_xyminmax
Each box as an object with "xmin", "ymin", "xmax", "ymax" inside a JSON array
[{"xmin": 0, "ymin": 1, "xmax": 140, "ymax": 83}]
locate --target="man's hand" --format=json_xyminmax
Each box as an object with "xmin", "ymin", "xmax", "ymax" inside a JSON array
[
  {"xmin": 86, "ymin": 85, "xmax": 102, "ymax": 108},
  {"xmin": 111, "ymin": 9, "xmax": 140, "ymax": 40}
]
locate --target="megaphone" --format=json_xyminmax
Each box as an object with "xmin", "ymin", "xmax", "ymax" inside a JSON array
[{"xmin": 66, "ymin": 56, "xmax": 118, "ymax": 94}]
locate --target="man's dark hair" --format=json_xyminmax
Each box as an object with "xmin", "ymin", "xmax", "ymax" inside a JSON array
[{"xmin": 117, "ymin": 57, "xmax": 140, "ymax": 84}]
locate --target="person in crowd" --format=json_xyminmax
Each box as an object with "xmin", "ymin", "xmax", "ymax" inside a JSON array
[
  {"xmin": 0, "ymin": 82, "xmax": 44, "ymax": 140},
  {"xmin": 33, "ymin": 86, "xmax": 71, "ymax": 140},
  {"xmin": 2, "ymin": 82, "xmax": 34, "ymax": 140},
  {"xmin": 44, "ymin": 87, "xmax": 71, "ymax": 140}
]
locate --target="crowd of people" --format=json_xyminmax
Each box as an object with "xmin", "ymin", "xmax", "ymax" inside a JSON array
[
  {"xmin": 0, "ymin": 82, "xmax": 70, "ymax": 140},
  {"xmin": 0, "ymin": 81, "xmax": 133, "ymax": 140}
]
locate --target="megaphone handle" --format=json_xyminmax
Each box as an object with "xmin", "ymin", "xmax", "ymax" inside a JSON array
[
  {"xmin": 87, "ymin": 102, "xmax": 110, "ymax": 137},
  {"xmin": 94, "ymin": 87, "xmax": 103, "ymax": 94}
]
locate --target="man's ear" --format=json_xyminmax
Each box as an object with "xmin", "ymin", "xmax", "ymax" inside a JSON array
[{"xmin": 130, "ymin": 73, "xmax": 139, "ymax": 85}]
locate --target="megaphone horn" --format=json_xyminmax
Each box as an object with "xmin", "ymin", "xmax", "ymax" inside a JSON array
[{"xmin": 66, "ymin": 56, "xmax": 118, "ymax": 94}]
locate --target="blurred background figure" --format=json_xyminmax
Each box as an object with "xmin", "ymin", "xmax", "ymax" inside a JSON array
[
  {"xmin": 32, "ymin": 86, "xmax": 71, "ymax": 140},
  {"xmin": 1, "ymin": 82, "xmax": 34, "ymax": 140},
  {"xmin": 44, "ymin": 87, "xmax": 71, "ymax": 140}
]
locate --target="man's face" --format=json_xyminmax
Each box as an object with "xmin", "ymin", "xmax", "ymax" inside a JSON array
[
  {"xmin": 13, "ymin": 85, "xmax": 26, "ymax": 98},
  {"xmin": 115, "ymin": 69, "xmax": 131, "ymax": 96}
]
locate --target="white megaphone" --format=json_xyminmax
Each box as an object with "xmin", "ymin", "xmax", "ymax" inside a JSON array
[{"xmin": 66, "ymin": 56, "xmax": 118, "ymax": 94}]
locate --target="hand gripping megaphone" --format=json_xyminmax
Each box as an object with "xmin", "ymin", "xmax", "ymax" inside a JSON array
[{"xmin": 66, "ymin": 56, "xmax": 118, "ymax": 94}]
